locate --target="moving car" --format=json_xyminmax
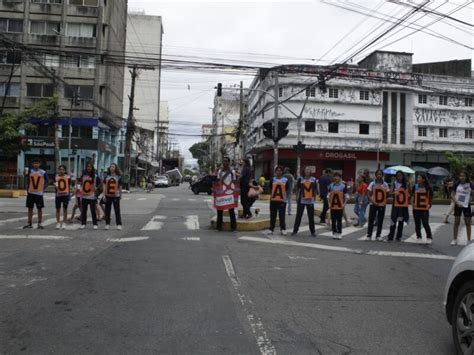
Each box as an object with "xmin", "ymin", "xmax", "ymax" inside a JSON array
[
  {"xmin": 154, "ymin": 175, "xmax": 169, "ymax": 188},
  {"xmin": 444, "ymin": 243, "xmax": 474, "ymax": 354},
  {"xmin": 190, "ymin": 175, "xmax": 216, "ymax": 195}
]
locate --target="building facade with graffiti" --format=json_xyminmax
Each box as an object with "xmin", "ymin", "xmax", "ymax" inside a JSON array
[{"xmin": 244, "ymin": 51, "xmax": 473, "ymax": 180}]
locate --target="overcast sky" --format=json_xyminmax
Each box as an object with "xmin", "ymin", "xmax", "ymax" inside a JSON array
[{"xmin": 127, "ymin": 0, "xmax": 473, "ymax": 164}]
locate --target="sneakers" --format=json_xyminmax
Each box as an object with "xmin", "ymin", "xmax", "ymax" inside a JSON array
[
  {"xmin": 117, "ymin": 225, "xmax": 122, "ymax": 231},
  {"xmin": 266, "ymin": 230, "xmax": 273, "ymax": 235},
  {"xmin": 56, "ymin": 223, "xmax": 61, "ymax": 230},
  {"xmin": 80, "ymin": 224, "xmax": 85, "ymax": 230},
  {"xmin": 23, "ymin": 224, "xmax": 33, "ymax": 229},
  {"xmin": 93, "ymin": 225, "xmax": 98, "ymax": 230},
  {"xmin": 105, "ymin": 224, "xmax": 110, "ymax": 230},
  {"xmin": 37, "ymin": 224, "xmax": 44, "ymax": 230},
  {"xmin": 364, "ymin": 236, "xmax": 371, "ymax": 241},
  {"xmin": 61, "ymin": 223, "xmax": 65, "ymax": 230},
  {"xmin": 450, "ymin": 239, "xmax": 457, "ymax": 246},
  {"xmin": 281, "ymin": 230, "xmax": 287, "ymax": 236},
  {"xmin": 375, "ymin": 236, "xmax": 383, "ymax": 242},
  {"xmin": 337, "ymin": 233, "xmax": 342, "ymax": 240},
  {"xmin": 426, "ymin": 238, "xmax": 433, "ymax": 245},
  {"xmin": 291, "ymin": 231, "xmax": 297, "ymax": 236}
]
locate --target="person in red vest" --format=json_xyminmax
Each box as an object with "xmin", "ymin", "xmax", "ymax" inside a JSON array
[
  {"xmin": 411, "ymin": 172, "xmax": 433, "ymax": 244},
  {"xmin": 79, "ymin": 163, "xmax": 102, "ymax": 230},
  {"xmin": 103, "ymin": 163, "xmax": 123, "ymax": 230},
  {"xmin": 23, "ymin": 157, "xmax": 49, "ymax": 229},
  {"xmin": 365, "ymin": 169, "xmax": 389, "ymax": 241},
  {"xmin": 54, "ymin": 164, "xmax": 71, "ymax": 230}
]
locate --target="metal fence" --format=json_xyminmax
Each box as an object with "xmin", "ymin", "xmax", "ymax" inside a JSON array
[{"xmin": 0, "ymin": 175, "xmax": 26, "ymax": 189}]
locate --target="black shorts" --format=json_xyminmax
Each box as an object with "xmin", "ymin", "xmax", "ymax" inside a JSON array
[
  {"xmin": 454, "ymin": 204, "xmax": 472, "ymax": 218},
  {"xmin": 55, "ymin": 195, "xmax": 70, "ymax": 209},
  {"xmin": 26, "ymin": 193, "xmax": 44, "ymax": 209}
]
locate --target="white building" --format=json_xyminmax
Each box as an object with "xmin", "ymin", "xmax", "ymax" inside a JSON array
[
  {"xmin": 122, "ymin": 12, "xmax": 163, "ymax": 172},
  {"xmin": 244, "ymin": 51, "xmax": 473, "ymax": 179}
]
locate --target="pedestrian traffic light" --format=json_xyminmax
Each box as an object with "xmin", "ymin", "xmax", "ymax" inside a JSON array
[
  {"xmin": 318, "ymin": 73, "xmax": 327, "ymax": 93},
  {"xmin": 262, "ymin": 121, "xmax": 273, "ymax": 139},
  {"xmin": 293, "ymin": 141, "xmax": 306, "ymax": 154},
  {"xmin": 217, "ymin": 83, "xmax": 222, "ymax": 97},
  {"xmin": 276, "ymin": 121, "xmax": 289, "ymax": 141}
]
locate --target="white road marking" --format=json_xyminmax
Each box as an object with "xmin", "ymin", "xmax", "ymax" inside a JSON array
[
  {"xmin": 122, "ymin": 197, "xmax": 131, "ymax": 201},
  {"xmin": 288, "ymin": 255, "xmax": 318, "ymax": 261},
  {"xmin": 185, "ymin": 215, "xmax": 199, "ymax": 230},
  {"xmin": 137, "ymin": 198, "xmax": 147, "ymax": 201},
  {"xmin": 239, "ymin": 236, "xmax": 456, "ymax": 261},
  {"xmin": 62, "ymin": 224, "xmax": 82, "ymax": 230},
  {"xmin": 0, "ymin": 235, "xmax": 71, "ymax": 240},
  {"xmin": 204, "ymin": 198, "xmax": 212, "ymax": 202},
  {"xmin": 141, "ymin": 215, "xmax": 166, "ymax": 230},
  {"xmin": 222, "ymin": 255, "xmax": 276, "ymax": 354},
  {"xmin": 182, "ymin": 237, "xmax": 200, "ymax": 241},
  {"xmin": 107, "ymin": 237, "xmax": 149, "ymax": 242},
  {"xmin": 298, "ymin": 224, "xmax": 328, "ymax": 233},
  {"xmin": 319, "ymin": 225, "xmax": 360, "ymax": 237},
  {"xmin": 404, "ymin": 223, "xmax": 445, "ymax": 243},
  {"xmin": 16, "ymin": 218, "xmax": 57, "ymax": 230},
  {"xmin": 172, "ymin": 198, "xmax": 180, "ymax": 201},
  {"xmin": 0, "ymin": 216, "xmax": 28, "ymax": 225},
  {"xmin": 358, "ymin": 229, "xmax": 390, "ymax": 241},
  {"xmin": 188, "ymin": 198, "xmax": 196, "ymax": 202}
]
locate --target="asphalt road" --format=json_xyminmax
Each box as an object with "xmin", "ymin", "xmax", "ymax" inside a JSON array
[{"xmin": 0, "ymin": 185, "xmax": 465, "ymax": 354}]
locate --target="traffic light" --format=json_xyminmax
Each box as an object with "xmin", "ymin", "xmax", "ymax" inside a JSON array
[
  {"xmin": 276, "ymin": 121, "xmax": 289, "ymax": 141},
  {"xmin": 262, "ymin": 121, "xmax": 273, "ymax": 139},
  {"xmin": 293, "ymin": 141, "xmax": 306, "ymax": 154},
  {"xmin": 318, "ymin": 73, "xmax": 327, "ymax": 93},
  {"xmin": 217, "ymin": 83, "xmax": 222, "ymax": 97}
]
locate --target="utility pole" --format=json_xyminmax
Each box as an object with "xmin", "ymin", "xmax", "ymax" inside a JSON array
[
  {"xmin": 67, "ymin": 91, "xmax": 79, "ymax": 173},
  {"xmin": 51, "ymin": 71, "xmax": 60, "ymax": 172},
  {"xmin": 273, "ymin": 73, "xmax": 279, "ymax": 169},
  {"xmin": 124, "ymin": 66, "xmax": 138, "ymax": 182},
  {"xmin": 239, "ymin": 80, "xmax": 244, "ymax": 160}
]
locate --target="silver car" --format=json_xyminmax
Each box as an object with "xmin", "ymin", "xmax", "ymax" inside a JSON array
[{"xmin": 444, "ymin": 243, "xmax": 474, "ymax": 354}]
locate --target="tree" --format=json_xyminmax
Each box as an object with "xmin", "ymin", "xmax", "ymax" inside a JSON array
[
  {"xmin": 445, "ymin": 151, "xmax": 474, "ymax": 176},
  {"xmin": 0, "ymin": 96, "xmax": 57, "ymax": 159},
  {"xmin": 189, "ymin": 141, "xmax": 210, "ymax": 171}
]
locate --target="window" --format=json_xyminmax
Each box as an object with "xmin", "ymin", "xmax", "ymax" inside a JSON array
[
  {"xmin": 0, "ymin": 19, "xmax": 23, "ymax": 33},
  {"xmin": 30, "ymin": 21, "xmax": 61, "ymax": 35},
  {"xmin": 439, "ymin": 96, "xmax": 448, "ymax": 106},
  {"xmin": 305, "ymin": 87, "xmax": 315, "ymax": 97},
  {"xmin": 27, "ymin": 83, "xmax": 54, "ymax": 98},
  {"xmin": 328, "ymin": 122, "xmax": 338, "ymax": 133},
  {"xmin": 439, "ymin": 128, "xmax": 448, "ymax": 138},
  {"xmin": 305, "ymin": 121, "xmax": 315, "ymax": 132},
  {"xmin": 69, "ymin": 0, "xmax": 98, "ymax": 6},
  {"xmin": 64, "ymin": 85, "xmax": 93, "ymax": 99},
  {"xmin": 43, "ymin": 54, "xmax": 60, "ymax": 67},
  {"xmin": 0, "ymin": 50, "xmax": 21, "ymax": 64},
  {"xmin": 66, "ymin": 23, "xmax": 96, "ymax": 37},
  {"xmin": 0, "ymin": 83, "xmax": 20, "ymax": 97},
  {"xmin": 466, "ymin": 130, "xmax": 473, "ymax": 139},
  {"xmin": 359, "ymin": 124, "xmax": 369, "ymax": 135},
  {"xmin": 329, "ymin": 88, "xmax": 338, "ymax": 98},
  {"xmin": 360, "ymin": 91, "xmax": 369, "ymax": 101},
  {"xmin": 64, "ymin": 55, "xmax": 95, "ymax": 68},
  {"xmin": 418, "ymin": 127, "xmax": 427, "ymax": 137},
  {"xmin": 418, "ymin": 94, "xmax": 427, "ymax": 104},
  {"xmin": 278, "ymin": 87, "xmax": 283, "ymax": 97},
  {"xmin": 465, "ymin": 98, "xmax": 473, "ymax": 107},
  {"xmin": 32, "ymin": 0, "xmax": 62, "ymax": 3}
]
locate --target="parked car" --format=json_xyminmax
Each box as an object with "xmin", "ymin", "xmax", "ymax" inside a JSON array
[
  {"xmin": 444, "ymin": 243, "xmax": 474, "ymax": 354},
  {"xmin": 190, "ymin": 175, "xmax": 216, "ymax": 195},
  {"xmin": 154, "ymin": 175, "xmax": 169, "ymax": 188}
]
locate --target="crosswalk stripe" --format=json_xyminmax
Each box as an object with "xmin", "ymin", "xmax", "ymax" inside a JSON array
[
  {"xmin": 319, "ymin": 225, "xmax": 360, "ymax": 237},
  {"xmin": 122, "ymin": 197, "xmax": 131, "ymax": 201},
  {"xmin": 404, "ymin": 223, "xmax": 445, "ymax": 243},
  {"xmin": 107, "ymin": 237, "xmax": 149, "ymax": 242},
  {"xmin": 137, "ymin": 198, "xmax": 146, "ymax": 201},
  {"xmin": 172, "ymin": 198, "xmax": 180, "ymax": 201},
  {"xmin": 182, "ymin": 237, "xmax": 200, "ymax": 241},
  {"xmin": 0, "ymin": 235, "xmax": 70, "ymax": 240},
  {"xmin": 298, "ymin": 224, "xmax": 329, "ymax": 233},
  {"xmin": 188, "ymin": 198, "xmax": 196, "ymax": 202},
  {"xmin": 0, "ymin": 216, "xmax": 29, "ymax": 225},
  {"xmin": 141, "ymin": 215, "xmax": 166, "ymax": 230},
  {"xmin": 185, "ymin": 215, "xmax": 199, "ymax": 230}
]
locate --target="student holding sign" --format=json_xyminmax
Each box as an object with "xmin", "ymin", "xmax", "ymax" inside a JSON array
[
  {"xmin": 79, "ymin": 163, "xmax": 102, "ymax": 230},
  {"xmin": 292, "ymin": 167, "xmax": 318, "ymax": 237},
  {"xmin": 411, "ymin": 173, "xmax": 433, "ymax": 244},
  {"xmin": 451, "ymin": 171, "xmax": 473, "ymax": 246},
  {"xmin": 328, "ymin": 172, "xmax": 349, "ymax": 240},
  {"xmin": 353, "ymin": 176, "xmax": 368, "ymax": 227},
  {"xmin": 386, "ymin": 171, "xmax": 409, "ymax": 241},
  {"xmin": 104, "ymin": 163, "xmax": 123, "ymax": 230},
  {"xmin": 215, "ymin": 157, "xmax": 238, "ymax": 232},
  {"xmin": 268, "ymin": 166, "xmax": 290, "ymax": 235},
  {"xmin": 365, "ymin": 169, "xmax": 389, "ymax": 241},
  {"xmin": 23, "ymin": 158, "xmax": 49, "ymax": 229},
  {"xmin": 54, "ymin": 165, "xmax": 71, "ymax": 230}
]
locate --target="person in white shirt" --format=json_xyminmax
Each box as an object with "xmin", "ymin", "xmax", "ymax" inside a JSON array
[{"xmin": 451, "ymin": 171, "xmax": 473, "ymax": 245}]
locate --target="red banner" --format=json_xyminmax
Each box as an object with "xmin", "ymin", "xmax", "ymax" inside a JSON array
[{"xmin": 213, "ymin": 181, "xmax": 240, "ymax": 211}]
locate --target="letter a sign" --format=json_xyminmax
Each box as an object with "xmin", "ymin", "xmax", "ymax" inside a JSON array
[{"xmin": 329, "ymin": 191, "xmax": 343, "ymax": 210}]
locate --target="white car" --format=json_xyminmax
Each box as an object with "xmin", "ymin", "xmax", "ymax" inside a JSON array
[
  {"xmin": 154, "ymin": 175, "xmax": 169, "ymax": 188},
  {"xmin": 444, "ymin": 243, "xmax": 474, "ymax": 354}
]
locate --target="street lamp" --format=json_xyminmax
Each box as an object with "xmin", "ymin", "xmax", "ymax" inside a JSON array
[{"xmin": 68, "ymin": 91, "xmax": 80, "ymax": 174}]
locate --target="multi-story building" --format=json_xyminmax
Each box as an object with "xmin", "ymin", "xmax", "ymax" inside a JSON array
[
  {"xmin": 121, "ymin": 11, "xmax": 163, "ymax": 174},
  {"xmin": 201, "ymin": 124, "xmax": 212, "ymax": 140},
  {"xmin": 244, "ymin": 51, "xmax": 473, "ymax": 179},
  {"xmin": 0, "ymin": 0, "xmax": 127, "ymax": 180}
]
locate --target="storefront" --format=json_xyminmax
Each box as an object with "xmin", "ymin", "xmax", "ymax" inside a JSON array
[{"xmin": 255, "ymin": 149, "xmax": 390, "ymax": 181}]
